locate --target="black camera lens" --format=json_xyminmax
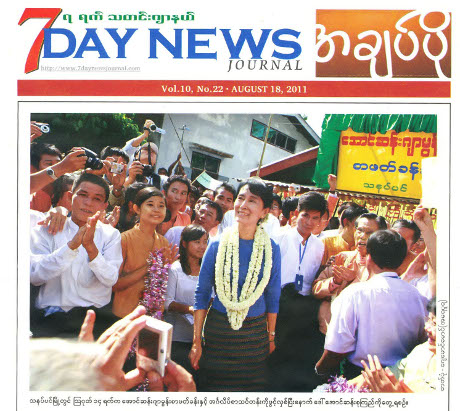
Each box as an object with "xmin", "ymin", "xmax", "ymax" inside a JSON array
[
  {"xmin": 79, "ymin": 148, "xmax": 104, "ymax": 170},
  {"xmin": 149, "ymin": 124, "xmax": 157, "ymax": 132},
  {"xmin": 142, "ymin": 164, "xmax": 155, "ymax": 177}
]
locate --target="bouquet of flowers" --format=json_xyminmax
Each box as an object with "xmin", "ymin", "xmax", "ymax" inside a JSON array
[{"xmin": 313, "ymin": 375, "xmax": 370, "ymax": 393}]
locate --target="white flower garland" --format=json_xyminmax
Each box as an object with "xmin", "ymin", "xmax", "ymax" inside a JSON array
[{"xmin": 215, "ymin": 225, "xmax": 273, "ymax": 330}]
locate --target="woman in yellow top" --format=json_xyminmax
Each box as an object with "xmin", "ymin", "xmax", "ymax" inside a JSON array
[{"xmin": 112, "ymin": 187, "xmax": 175, "ymax": 318}]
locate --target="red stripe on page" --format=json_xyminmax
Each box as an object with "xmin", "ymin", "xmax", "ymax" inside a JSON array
[{"xmin": 18, "ymin": 80, "xmax": 450, "ymax": 98}]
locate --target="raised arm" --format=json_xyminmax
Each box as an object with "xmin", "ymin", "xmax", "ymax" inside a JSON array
[
  {"xmin": 413, "ymin": 205, "xmax": 437, "ymax": 296},
  {"xmin": 167, "ymin": 153, "xmax": 182, "ymax": 176},
  {"xmin": 30, "ymin": 149, "xmax": 87, "ymax": 194},
  {"xmin": 122, "ymin": 119, "xmax": 153, "ymax": 157}
]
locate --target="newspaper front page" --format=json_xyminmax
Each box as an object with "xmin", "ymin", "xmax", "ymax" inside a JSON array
[{"xmin": 5, "ymin": 1, "xmax": 456, "ymax": 410}]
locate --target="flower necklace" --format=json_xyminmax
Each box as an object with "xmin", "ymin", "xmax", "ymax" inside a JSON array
[
  {"xmin": 140, "ymin": 248, "xmax": 171, "ymax": 319},
  {"xmin": 215, "ymin": 224, "xmax": 272, "ymax": 330}
]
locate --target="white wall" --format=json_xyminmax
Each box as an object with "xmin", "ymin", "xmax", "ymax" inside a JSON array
[{"xmin": 156, "ymin": 114, "xmax": 315, "ymax": 183}]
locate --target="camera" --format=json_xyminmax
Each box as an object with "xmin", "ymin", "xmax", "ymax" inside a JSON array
[
  {"xmin": 142, "ymin": 164, "xmax": 156, "ymax": 177},
  {"xmin": 33, "ymin": 122, "xmax": 50, "ymax": 133},
  {"xmin": 144, "ymin": 124, "xmax": 166, "ymax": 134},
  {"xmin": 136, "ymin": 316, "xmax": 173, "ymax": 377},
  {"xmin": 79, "ymin": 148, "xmax": 104, "ymax": 170},
  {"xmin": 110, "ymin": 162, "xmax": 124, "ymax": 174},
  {"xmin": 39, "ymin": 123, "xmax": 50, "ymax": 133}
]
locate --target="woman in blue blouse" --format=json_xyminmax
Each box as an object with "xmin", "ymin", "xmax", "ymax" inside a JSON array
[{"xmin": 190, "ymin": 178, "xmax": 281, "ymax": 392}]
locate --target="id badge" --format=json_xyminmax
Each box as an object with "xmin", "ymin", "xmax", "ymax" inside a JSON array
[{"xmin": 294, "ymin": 274, "xmax": 303, "ymax": 292}]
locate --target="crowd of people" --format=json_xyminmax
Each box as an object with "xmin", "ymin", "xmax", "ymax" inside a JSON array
[{"xmin": 29, "ymin": 119, "xmax": 437, "ymax": 393}]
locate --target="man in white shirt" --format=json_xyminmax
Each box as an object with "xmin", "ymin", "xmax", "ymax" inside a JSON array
[
  {"xmin": 30, "ymin": 173, "xmax": 122, "ymax": 339},
  {"xmin": 123, "ymin": 119, "xmax": 168, "ymax": 189},
  {"xmin": 315, "ymin": 229, "xmax": 427, "ymax": 379},
  {"xmin": 164, "ymin": 199, "xmax": 222, "ymax": 247},
  {"xmin": 268, "ymin": 191, "xmax": 327, "ymax": 391},
  {"xmin": 213, "ymin": 183, "xmax": 236, "ymax": 216}
]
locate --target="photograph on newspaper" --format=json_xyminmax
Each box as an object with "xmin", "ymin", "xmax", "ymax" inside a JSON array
[
  {"xmin": 19, "ymin": 102, "xmax": 449, "ymax": 409},
  {"xmin": 11, "ymin": 2, "xmax": 453, "ymax": 410}
]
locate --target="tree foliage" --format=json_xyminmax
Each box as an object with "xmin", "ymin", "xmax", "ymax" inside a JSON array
[{"xmin": 31, "ymin": 113, "xmax": 164, "ymax": 155}]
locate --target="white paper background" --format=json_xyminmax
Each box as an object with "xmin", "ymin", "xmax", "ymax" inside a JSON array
[{"xmin": 3, "ymin": 1, "xmax": 457, "ymax": 410}]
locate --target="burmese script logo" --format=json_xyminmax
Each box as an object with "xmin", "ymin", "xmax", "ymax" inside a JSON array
[{"xmin": 316, "ymin": 10, "xmax": 451, "ymax": 79}]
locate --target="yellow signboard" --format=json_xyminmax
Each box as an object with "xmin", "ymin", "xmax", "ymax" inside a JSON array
[{"xmin": 336, "ymin": 128, "xmax": 437, "ymax": 199}]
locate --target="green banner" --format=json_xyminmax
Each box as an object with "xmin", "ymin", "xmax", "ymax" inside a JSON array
[{"xmin": 312, "ymin": 114, "xmax": 437, "ymax": 189}]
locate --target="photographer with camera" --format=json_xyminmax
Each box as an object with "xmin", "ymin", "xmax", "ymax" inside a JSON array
[
  {"xmin": 30, "ymin": 144, "xmax": 90, "ymax": 211},
  {"xmin": 122, "ymin": 119, "xmax": 167, "ymax": 190},
  {"xmin": 30, "ymin": 121, "xmax": 50, "ymax": 142},
  {"xmin": 124, "ymin": 142, "xmax": 164, "ymax": 190},
  {"xmin": 99, "ymin": 146, "xmax": 129, "ymax": 210}
]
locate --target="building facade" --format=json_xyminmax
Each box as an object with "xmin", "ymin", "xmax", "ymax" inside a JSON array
[{"xmin": 156, "ymin": 113, "xmax": 319, "ymax": 185}]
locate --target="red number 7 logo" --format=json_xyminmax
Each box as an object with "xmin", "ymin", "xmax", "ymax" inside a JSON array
[{"xmin": 18, "ymin": 8, "xmax": 62, "ymax": 74}]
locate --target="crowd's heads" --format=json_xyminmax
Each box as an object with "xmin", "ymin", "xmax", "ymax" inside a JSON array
[
  {"xmin": 235, "ymin": 178, "xmax": 273, "ymax": 226},
  {"xmin": 426, "ymin": 297, "xmax": 436, "ymax": 353},
  {"xmin": 123, "ymin": 182, "xmax": 149, "ymax": 211},
  {"xmin": 179, "ymin": 224, "xmax": 208, "ymax": 275},
  {"xmin": 163, "ymin": 175, "xmax": 191, "ymax": 195},
  {"xmin": 237, "ymin": 178, "xmax": 274, "ymax": 209},
  {"xmin": 100, "ymin": 146, "xmax": 129, "ymax": 164},
  {"xmin": 163, "ymin": 175, "xmax": 191, "ymax": 211},
  {"xmin": 412, "ymin": 234, "xmax": 426, "ymax": 255},
  {"xmin": 270, "ymin": 194, "xmax": 283, "ymax": 218},
  {"xmin": 337, "ymin": 201, "xmax": 354, "ymax": 228},
  {"xmin": 311, "ymin": 207, "xmax": 330, "ymax": 236},
  {"xmin": 194, "ymin": 196, "xmax": 208, "ymax": 213},
  {"xmin": 355, "ymin": 213, "xmax": 388, "ymax": 230},
  {"xmin": 30, "ymin": 142, "xmax": 63, "ymax": 171},
  {"xmin": 72, "ymin": 173, "xmax": 110, "ymax": 203},
  {"xmin": 134, "ymin": 186, "xmax": 165, "ymax": 208},
  {"xmin": 366, "ymin": 229, "xmax": 407, "ymax": 271},
  {"xmin": 392, "ymin": 219, "xmax": 421, "ymax": 253},
  {"xmin": 195, "ymin": 198, "xmax": 223, "ymax": 232},
  {"xmin": 354, "ymin": 213, "xmax": 387, "ymax": 256},
  {"xmin": 157, "ymin": 167, "xmax": 168, "ymax": 176},
  {"xmin": 214, "ymin": 183, "xmax": 236, "ymax": 215},
  {"xmin": 133, "ymin": 187, "xmax": 167, "ymax": 225},
  {"xmin": 117, "ymin": 182, "xmax": 149, "ymax": 232},
  {"xmin": 298, "ymin": 191, "xmax": 328, "ymax": 216},
  {"xmin": 295, "ymin": 192, "xmax": 328, "ymax": 238},
  {"xmin": 188, "ymin": 185, "xmax": 201, "ymax": 209},
  {"xmin": 281, "ymin": 197, "xmax": 299, "ymax": 220},
  {"xmin": 326, "ymin": 216, "xmax": 340, "ymax": 231},
  {"xmin": 340, "ymin": 203, "xmax": 368, "ymax": 228},
  {"xmin": 71, "ymin": 174, "xmax": 110, "ymax": 225},
  {"xmin": 202, "ymin": 189, "xmax": 215, "ymax": 201},
  {"xmin": 134, "ymin": 142, "xmax": 159, "ymax": 166},
  {"xmin": 51, "ymin": 174, "xmax": 76, "ymax": 209}
]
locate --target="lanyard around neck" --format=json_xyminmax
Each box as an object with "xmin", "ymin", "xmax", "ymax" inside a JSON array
[{"xmin": 298, "ymin": 239, "xmax": 308, "ymax": 272}]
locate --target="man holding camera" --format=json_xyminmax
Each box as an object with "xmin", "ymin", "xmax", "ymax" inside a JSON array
[
  {"xmin": 30, "ymin": 173, "xmax": 122, "ymax": 339},
  {"xmin": 123, "ymin": 119, "xmax": 167, "ymax": 190},
  {"xmin": 99, "ymin": 146, "xmax": 129, "ymax": 210}
]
